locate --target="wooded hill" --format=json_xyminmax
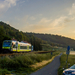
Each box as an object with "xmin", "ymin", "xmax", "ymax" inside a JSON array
[
  {"xmin": 0, "ymin": 21, "xmax": 45, "ymax": 51},
  {"xmin": 0, "ymin": 21, "xmax": 75, "ymax": 51},
  {"xmin": 27, "ymin": 32, "xmax": 75, "ymax": 49}
]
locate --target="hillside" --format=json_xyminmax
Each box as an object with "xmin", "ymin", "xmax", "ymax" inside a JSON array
[
  {"xmin": 0, "ymin": 21, "xmax": 44, "ymax": 51},
  {"xmin": 27, "ymin": 33, "xmax": 75, "ymax": 49}
]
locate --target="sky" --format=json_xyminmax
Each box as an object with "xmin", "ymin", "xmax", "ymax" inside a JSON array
[{"xmin": 0, "ymin": 0, "xmax": 75, "ymax": 39}]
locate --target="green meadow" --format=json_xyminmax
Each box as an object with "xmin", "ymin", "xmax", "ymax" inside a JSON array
[
  {"xmin": 0, "ymin": 51, "xmax": 59, "ymax": 75},
  {"xmin": 58, "ymin": 54, "xmax": 75, "ymax": 75}
]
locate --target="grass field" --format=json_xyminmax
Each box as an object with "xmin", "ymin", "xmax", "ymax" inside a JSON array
[
  {"xmin": 0, "ymin": 51, "xmax": 59, "ymax": 75},
  {"xmin": 58, "ymin": 52, "xmax": 75, "ymax": 75}
]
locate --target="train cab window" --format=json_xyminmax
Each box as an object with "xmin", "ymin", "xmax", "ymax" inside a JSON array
[{"xmin": 3, "ymin": 41, "xmax": 11, "ymax": 47}]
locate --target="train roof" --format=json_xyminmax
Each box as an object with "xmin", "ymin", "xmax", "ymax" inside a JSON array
[
  {"xmin": 12, "ymin": 40, "xmax": 31, "ymax": 46},
  {"xmin": 3, "ymin": 40, "xmax": 31, "ymax": 46}
]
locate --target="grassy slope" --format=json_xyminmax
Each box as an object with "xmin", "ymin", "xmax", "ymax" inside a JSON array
[{"xmin": 58, "ymin": 54, "xmax": 75, "ymax": 75}]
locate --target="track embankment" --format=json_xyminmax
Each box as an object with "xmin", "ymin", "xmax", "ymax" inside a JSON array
[{"xmin": 0, "ymin": 51, "xmax": 55, "ymax": 57}]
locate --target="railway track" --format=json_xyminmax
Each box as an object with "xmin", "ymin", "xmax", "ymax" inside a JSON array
[{"xmin": 0, "ymin": 51, "xmax": 55, "ymax": 57}]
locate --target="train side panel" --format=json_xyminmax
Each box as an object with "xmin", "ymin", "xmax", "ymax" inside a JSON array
[{"xmin": 2, "ymin": 40, "xmax": 33, "ymax": 53}]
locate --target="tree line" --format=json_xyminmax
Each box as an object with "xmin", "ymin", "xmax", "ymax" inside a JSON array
[
  {"xmin": 28, "ymin": 33, "xmax": 75, "ymax": 49},
  {"xmin": 0, "ymin": 21, "xmax": 47, "ymax": 51}
]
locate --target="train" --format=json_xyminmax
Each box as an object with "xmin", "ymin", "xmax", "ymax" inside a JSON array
[{"xmin": 2, "ymin": 40, "xmax": 33, "ymax": 53}]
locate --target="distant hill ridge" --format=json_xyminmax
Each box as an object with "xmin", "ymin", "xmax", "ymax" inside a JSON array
[
  {"xmin": 0, "ymin": 21, "xmax": 75, "ymax": 49},
  {"xmin": 27, "ymin": 32, "xmax": 75, "ymax": 49}
]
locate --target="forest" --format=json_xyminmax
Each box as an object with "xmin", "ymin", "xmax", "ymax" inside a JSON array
[{"xmin": 0, "ymin": 21, "xmax": 75, "ymax": 52}]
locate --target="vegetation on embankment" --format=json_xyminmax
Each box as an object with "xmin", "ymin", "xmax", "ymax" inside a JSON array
[
  {"xmin": 58, "ymin": 54, "xmax": 75, "ymax": 75},
  {"xmin": 0, "ymin": 51, "xmax": 59, "ymax": 75}
]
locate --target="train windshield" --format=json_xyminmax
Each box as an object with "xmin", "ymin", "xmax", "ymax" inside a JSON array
[{"xmin": 3, "ymin": 41, "xmax": 11, "ymax": 47}]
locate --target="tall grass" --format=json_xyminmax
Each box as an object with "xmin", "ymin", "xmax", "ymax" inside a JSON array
[
  {"xmin": 0, "ymin": 69, "xmax": 11, "ymax": 75},
  {"xmin": 0, "ymin": 51, "xmax": 59, "ymax": 74},
  {"xmin": 58, "ymin": 54, "xmax": 75, "ymax": 75}
]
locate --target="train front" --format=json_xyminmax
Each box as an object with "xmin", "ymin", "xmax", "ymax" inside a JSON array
[{"xmin": 2, "ymin": 40, "xmax": 12, "ymax": 53}]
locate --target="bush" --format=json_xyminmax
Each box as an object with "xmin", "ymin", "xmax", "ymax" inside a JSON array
[
  {"xmin": 0, "ymin": 52, "xmax": 59, "ymax": 71},
  {"xmin": 14, "ymin": 55, "xmax": 33, "ymax": 68},
  {"xmin": 0, "ymin": 69, "xmax": 11, "ymax": 75}
]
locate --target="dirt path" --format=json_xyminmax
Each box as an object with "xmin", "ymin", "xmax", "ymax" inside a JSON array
[{"xmin": 30, "ymin": 54, "xmax": 62, "ymax": 75}]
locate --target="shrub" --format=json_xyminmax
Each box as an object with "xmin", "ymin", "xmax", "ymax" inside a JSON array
[
  {"xmin": 0, "ymin": 69, "xmax": 11, "ymax": 75},
  {"xmin": 0, "ymin": 52, "xmax": 59, "ymax": 71}
]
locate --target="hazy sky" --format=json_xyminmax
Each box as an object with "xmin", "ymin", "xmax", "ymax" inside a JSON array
[{"xmin": 0, "ymin": 0, "xmax": 75, "ymax": 39}]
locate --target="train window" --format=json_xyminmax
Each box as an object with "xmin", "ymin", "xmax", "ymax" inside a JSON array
[
  {"xmin": 29, "ymin": 46, "xmax": 31, "ymax": 49},
  {"xmin": 20, "ymin": 46, "xmax": 27, "ymax": 49}
]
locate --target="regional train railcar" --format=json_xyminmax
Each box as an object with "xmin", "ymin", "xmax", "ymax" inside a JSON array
[{"xmin": 2, "ymin": 40, "xmax": 33, "ymax": 53}]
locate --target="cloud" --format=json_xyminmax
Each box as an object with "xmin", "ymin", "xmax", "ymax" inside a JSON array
[
  {"xmin": 0, "ymin": 0, "xmax": 17, "ymax": 15},
  {"xmin": 51, "ymin": 16, "xmax": 75, "ymax": 27},
  {"xmin": 21, "ymin": 17, "xmax": 64, "ymax": 32},
  {"xmin": 69, "ymin": 3, "xmax": 75, "ymax": 15},
  {"xmin": 27, "ymin": 2, "xmax": 75, "ymax": 33},
  {"xmin": 18, "ymin": 0, "xmax": 26, "ymax": 5},
  {"xmin": 39, "ymin": 18, "xmax": 51, "ymax": 24},
  {"xmin": 8, "ymin": 2, "xmax": 75, "ymax": 33},
  {"xmin": 25, "ymin": 14, "xmax": 75, "ymax": 33},
  {"xmin": 0, "ymin": 0, "xmax": 17, "ymax": 9},
  {"xmin": 51, "ymin": 16, "xmax": 67, "ymax": 27},
  {"xmin": 26, "ymin": 3, "xmax": 75, "ymax": 33},
  {"xmin": 5, "ymin": 21, "xmax": 10, "ymax": 24},
  {"xmin": 30, "ymin": 16, "xmax": 36, "ymax": 20}
]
